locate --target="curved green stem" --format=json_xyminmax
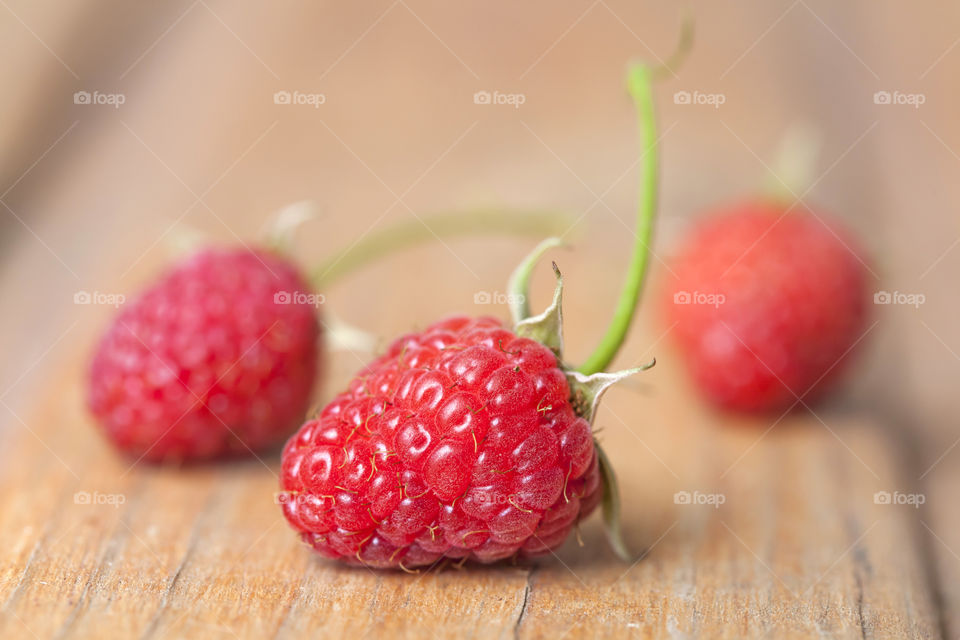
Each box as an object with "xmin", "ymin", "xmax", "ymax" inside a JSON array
[
  {"xmin": 651, "ymin": 13, "xmax": 695, "ymax": 80},
  {"xmin": 578, "ymin": 64, "xmax": 659, "ymax": 375},
  {"xmin": 313, "ymin": 209, "xmax": 573, "ymax": 289}
]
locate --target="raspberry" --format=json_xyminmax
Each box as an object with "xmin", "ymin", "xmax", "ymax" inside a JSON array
[
  {"xmin": 87, "ymin": 247, "xmax": 321, "ymax": 462},
  {"xmin": 279, "ymin": 56, "xmax": 671, "ymax": 569},
  {"xmin": 279, "ymin": 315, "xmax": 602, "ymax": 568},
  {"xmin": 666, "ymin": 202, "xmax": 870, "ymax": 412}
]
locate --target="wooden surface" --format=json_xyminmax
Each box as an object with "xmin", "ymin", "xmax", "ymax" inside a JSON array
[
  {"xmin": 1, "ymin": 1, "xmax": 958, "ymax": 638},
  {"xmin": 0, "ymin": 354, "xmax": 944, "ymax": 639}
]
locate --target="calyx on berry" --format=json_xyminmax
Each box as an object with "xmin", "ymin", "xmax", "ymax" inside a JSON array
[
  {"xmin": 498, "ymin": 55, "xmax": 668, "ymax": 561},
  {"xmin": 507, "ymin": 253, "xmax": 654, "ymax": 561}
]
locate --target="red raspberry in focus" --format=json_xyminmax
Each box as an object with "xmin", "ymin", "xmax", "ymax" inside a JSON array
[
  {"xmin": 87, "ymin": 247, "xmax": 321, "ymax": 462},
  {"xmin": 279, "ymin": 315, "xmax": 601, "ymax": 569},
  {"xmin": 666, "ymin": 202, "xmax": 869, "ymax": 412}
]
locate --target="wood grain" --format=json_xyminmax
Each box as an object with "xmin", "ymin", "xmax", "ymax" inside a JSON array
[
  {"xmin": 1, "ymin": 1, "xmax": 958, "ymax": 637},
  {"xmin": 922, "ymin": 456, "xmax": 960, "ymax": 640},
  {"xmin": 0, "ymin": 351, "xmax": 943, "ymax": 639}
]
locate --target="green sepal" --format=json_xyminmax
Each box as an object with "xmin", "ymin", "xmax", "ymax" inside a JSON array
[
  {"xmin": 514, "ymin": 261, "xmax": 564, "ymax": 358},
  {"xmin": 325, "ymin": 312, "xmax": 377, "ymax": 354},
  {"xmin": 507, "ymin": 237, "xmax": 563, "ymax": 324},
  {"xmin": 509, "ymin": 243, "xmax": 655, "ymax": 566},
  {"xmin": 264, "ymin": 200, "xmax": 318, "ymax": 252},
  {"xmin": 565, "ymin": 360, "xmax": 655, "ymax": 424},
  {"xmin": 596, "ymin": 442, "xmax": 631, "ymax": 562}
]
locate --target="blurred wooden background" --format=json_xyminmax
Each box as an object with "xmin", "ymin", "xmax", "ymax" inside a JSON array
[{"xmin": 0, "ymin": 1, "xmax": 957, "ymax": 638}]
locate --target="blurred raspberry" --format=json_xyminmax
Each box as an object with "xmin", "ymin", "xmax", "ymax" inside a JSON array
[
  {"xmin": 88, "ymin": 247, "xmax": 320, "ymax": 461},
  {"xmin": 666, "ymin": 202, "xmax": 870, "ymax": 412}
]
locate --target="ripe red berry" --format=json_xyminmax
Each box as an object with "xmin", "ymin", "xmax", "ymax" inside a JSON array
[
  {"xmin": 279, "ymin": 54, "xmax": 673, "ymax": 569},
  {"xmin": 666, "ymin": 202, "xmax": 870, "ymax": 412},
  {"xmin": 87, "ymin": 247, "xmax": 321, "ymax": 462},
  {"xmin": 278, "ymin": 315, "xmax": 603, "ymax": 568}
]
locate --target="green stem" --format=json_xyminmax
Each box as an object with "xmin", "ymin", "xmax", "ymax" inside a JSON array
[
  {"xmin": 313, "ymin": 209, "xmax": 573, "ymax": 288},
  {"xmin": 578, "ymin": 64, "xmax": 659, "ymax": 375}
]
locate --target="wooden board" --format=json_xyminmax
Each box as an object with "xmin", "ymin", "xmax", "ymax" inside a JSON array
[
  {"xmin": 0, "ymin": 350, "xmax": 943, "ymax": 639},
  {"xmin": 923, "ymin": 458, "xmax": 960, "ymax": 640},
  {"xmin": 1, "ymin": 1, "xmax": 958, "ymax": 637}
]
